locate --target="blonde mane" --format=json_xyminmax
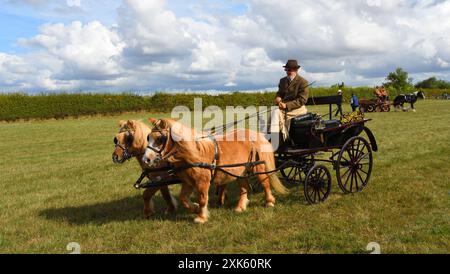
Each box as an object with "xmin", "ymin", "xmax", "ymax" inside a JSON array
[{"xmin": 119, "ymin": 120, "xmax": 152, "ymax": 153}]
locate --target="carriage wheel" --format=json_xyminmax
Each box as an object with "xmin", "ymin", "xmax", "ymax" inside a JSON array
[
  {"xmin": 280, "ymin": 164, "xmax": 303, "ymax": 185},
  {"xmin": 304, "ymin": 165, "xmax": 332, "ymax": 204},
  {"xmin": 336, "ymin": 136, "xmax": 373, "ymax": 194},
  {"xmin": 367, "ymin": 105, "xmax": 375, "ymax": 112},
  {"xmin": 383, "ymin": 104, "xmax": 390, "ymax": 112}
]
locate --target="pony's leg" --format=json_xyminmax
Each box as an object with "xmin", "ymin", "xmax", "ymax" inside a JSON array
[
  {"xmin": 143, "ymin": 188, "xmax": 158, "ymax": 219},
  {"xmin": 255, "ymin": 166, "xmax": 276, "ymax": 207},
  {"xmin": 216, "ymin": 184, "xmax": 227, "ymax": 207},
  {"xmin": 160, "ymin": 186, "xmax": 178, "ymax": 214},
  {"xmin": 235, "ymin": 179, "xmax": 250, "ymax": 213},
  {"xmin": 194, "ymin": 181, "xmax": 210, "ymax": 224},
  {"xmin": 180, "ymin": 183, "xmax": 199, "ymax": 214}
]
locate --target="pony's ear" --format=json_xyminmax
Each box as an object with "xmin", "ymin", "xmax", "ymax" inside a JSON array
[
  {"xmin": 149, "ymin": 118, "xmax": 158, "ymax": 125},
  {"xmin": 158, "ymin": 119, "xmax": 170, "ymax": 130},
  {"xmin": 118, "ymin": 120, "xmax": 127, "ymax": 128},
  {"xmin": 126, "ymin": 120, "xmax": 137, "ymax": 131}
]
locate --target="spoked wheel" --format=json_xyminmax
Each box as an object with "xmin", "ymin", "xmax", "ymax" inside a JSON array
[
  {"xmin": 280, "ymin": 162, "xmax": 304, "ymax": 185},
  {"xmin": 382, "ymin": 104, "xmax": 391, "ymax": 112},
  {"xmin": 367, "ymin": 105, "xmax": 375, "ymax": 112},
  {"xmin": 336, "ymin": 136, "xmax": 373, "ymax": 194},
  {"xmin": 304, "ymin": 165, "xmax": 332, "ymax": 204}
]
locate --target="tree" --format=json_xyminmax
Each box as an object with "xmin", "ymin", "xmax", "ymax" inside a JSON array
[
  {"xmin": 415, "ymin": 77, "xmax": 450, "ymax": 89},
  {"xmin": 384, "ymin": 67, "xmax": 413, "ymax": 93}
]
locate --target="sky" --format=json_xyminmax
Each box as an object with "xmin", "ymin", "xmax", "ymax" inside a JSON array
[{"xmin": 0, "ymin": 0, "xmax": 450, "ymax": 93}]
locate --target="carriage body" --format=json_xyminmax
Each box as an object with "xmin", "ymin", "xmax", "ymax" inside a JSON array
[{"xmin": 275, "ymin": 95, "xmax": 378, "ymax": 204}]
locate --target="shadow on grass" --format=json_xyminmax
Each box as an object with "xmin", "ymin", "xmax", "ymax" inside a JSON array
[
  {"xmin": 39, "ymin": 185, "xmax": 245, "ymax": 225},
  {"xmin": 39, "ymin": 180, "xmax": 317, "ymax": 226},
  {"xmin": 39, "ymin": 194, "xmax": 197, "ymax": 225}
]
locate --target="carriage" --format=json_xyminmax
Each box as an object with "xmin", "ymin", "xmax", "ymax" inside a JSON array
[
  {"xmin": 273, "ymin": 96, "xmax": 378, "ymax": 204},
  {"xmin": 359, "ymin": 98, "xmax": 391, "ymax": 113},
  {"xmin": 134, "ymin": 95, "xmax": 378, "ymax": 205}
]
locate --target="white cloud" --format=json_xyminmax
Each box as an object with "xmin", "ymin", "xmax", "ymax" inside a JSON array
[{"xmin": 2, "ymin": 0, "xmax": 450, "ymax": 92}]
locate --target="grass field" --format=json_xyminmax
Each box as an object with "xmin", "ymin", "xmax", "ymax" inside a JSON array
[{"xmin": 0, "ymin": 100, "xmax": 449, "ymax": 254}]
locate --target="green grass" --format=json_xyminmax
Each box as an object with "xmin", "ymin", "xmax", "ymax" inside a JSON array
[{"xmin": 0, "ymin": 101, "xmax": 449, "ymax": 254}]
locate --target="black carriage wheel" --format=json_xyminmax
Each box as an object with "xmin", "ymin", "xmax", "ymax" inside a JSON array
[
  {"xmin": 304, "ymin": 165, "xmax": 332, "ymax": 204},
  {"xmin": 383, "ymin": 105, "xmax": 390, "ymax": 112},
  {"xmin": 367, "ymin": 105, "xmax": 375, "ymax": 112},
  {"xmin": 336, "ymin": 136, "xmax": 373, "ymax": 194},
  {"xmin": 280, "ymin": 164, "xmax": 303, "ymax": 185}
]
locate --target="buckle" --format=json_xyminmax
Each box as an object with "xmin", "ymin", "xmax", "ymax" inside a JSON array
[{"xmin": 168, "ymin": 169, "xmax": 176, "ymax": 176}]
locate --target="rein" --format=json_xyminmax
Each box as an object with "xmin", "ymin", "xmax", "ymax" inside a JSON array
[{"xmin": 138, "ymin": 120, "xmax": 286, "ymax": 190}]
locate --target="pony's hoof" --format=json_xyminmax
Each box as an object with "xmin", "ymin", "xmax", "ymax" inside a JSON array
[
  {"xmin": 235, "ymin": 199, "xmax": 250, "ymax": 212},
  {"xmin": 143, "ymin": 210, "xmax": 154, "ymax": 219},
  {"xmin": 194, "ymin": 216, "xmax": 208, "ymax": 224},
  {"xmin": 266, "ymin": 202, "xmax": 275, "ymax": 208}
]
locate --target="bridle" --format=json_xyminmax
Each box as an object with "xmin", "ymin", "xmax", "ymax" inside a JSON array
[
  {"xmin": 112, "ymin": 128, "xmax": 137, "ymax": 164},
  {"xmin": 145, "ymin": 121, "xmax": 173, "ymax": 163}
]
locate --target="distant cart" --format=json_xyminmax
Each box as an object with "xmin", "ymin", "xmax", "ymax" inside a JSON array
[{"xmin": 359, "ymin": 98, "xmax": 391, "ymax": 113}]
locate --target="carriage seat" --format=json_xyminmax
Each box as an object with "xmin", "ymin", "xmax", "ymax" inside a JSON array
[
  {"xmin": 290, "ymin": 113, "xmax": 340, "ymax": 129},
  {"xmin": 289, "ymin": 113, "xmax": 340, "ymax": 149}
]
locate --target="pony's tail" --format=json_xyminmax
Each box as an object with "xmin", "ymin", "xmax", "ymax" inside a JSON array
[{"xmin": 261, "ymin": 151, "xmax": 289, "ymax": 195}]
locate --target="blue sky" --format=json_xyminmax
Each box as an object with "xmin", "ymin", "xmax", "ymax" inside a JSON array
[{"xmin": 1, "ymin": 0, "xmax": 449, "ymax": 93}]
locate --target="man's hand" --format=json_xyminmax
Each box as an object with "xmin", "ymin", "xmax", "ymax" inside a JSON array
[
  {"xmin": 279, "ymin": 102, "xmax": 287, "ymax": 110},
  {"xmin": 274, "ymin": 97, "xmax": 282, "ymax": 105}
]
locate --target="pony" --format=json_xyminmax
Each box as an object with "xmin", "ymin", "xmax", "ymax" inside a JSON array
[
  {"xmin": 143, "ymin": 118, "xmax": 288, "ymax": 224},
  {"xmin": 112, "ymin": 120, "xmax": 177, "ymax": 218},
  {"xmin": 393, "ymin": 91, "xmax": 425, "ymax": 111}
]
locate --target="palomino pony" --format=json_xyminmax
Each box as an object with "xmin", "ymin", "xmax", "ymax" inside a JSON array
[
  {"xmin": 143, "ymin": 118, "xmax": 288, "ymax": 224},
  {"xmin": 112, "ymin": 120, "xmax": 177, "ymax": 218}
]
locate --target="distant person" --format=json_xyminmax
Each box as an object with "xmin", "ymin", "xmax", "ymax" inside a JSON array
[
  {"xmin": 380, "ymin": 85, "xmax": 388, "ymax": 101},
  {"xmin": 350, "ymin": 93, "xmax": 360, "ymax": 112},
  {"xmin": 335, "ymin": 90, "xmax": 344, "ymax": 117}
]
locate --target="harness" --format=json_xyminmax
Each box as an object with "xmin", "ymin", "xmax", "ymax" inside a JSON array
[
  {"xmin": 113, "ymin": 128, "xmax": 140, "ymax": 163},
  {"xmin": 137, "ymin": 121, "xmax": 276, "ymax": 189}
]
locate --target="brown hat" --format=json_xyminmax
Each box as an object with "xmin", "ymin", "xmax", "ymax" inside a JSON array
[{"xmin": 283, "ymin": 59, "xmax": 301, "ymax": 70}]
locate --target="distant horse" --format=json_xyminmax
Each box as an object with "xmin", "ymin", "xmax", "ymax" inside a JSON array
[
  {"xmin": 143, "ymin": 118, "xmax": 288, "ymax": 224},
  {"xmin": 393, "ymin": 91, "xmax": 425, "ymax": 111},
  {"xmin": 112, "ymin": 120, "xmax": 177, "ymax": 218}
]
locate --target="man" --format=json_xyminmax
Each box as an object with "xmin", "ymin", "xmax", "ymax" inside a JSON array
[
  {"xmin": 270, "ymin": 59, "xmax": 309, "ymax": 147},
  {"xmin": 335, "ymin": 89, "xmax": 344, "ymax": 117},
  {"xmin": 350, "ymin": 93, "xmax": 360, "ymax": 112}
]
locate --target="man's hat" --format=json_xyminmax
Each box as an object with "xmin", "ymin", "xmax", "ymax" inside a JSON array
[{"xmin": 283, "ymin": 59, "xmax": 301, "ymax": 70}]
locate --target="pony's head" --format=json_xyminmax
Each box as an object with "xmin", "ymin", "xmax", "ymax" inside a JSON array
[
  {"xmin": 143, "ymin": 118, "xmax": 172, "ymax": 167},
  {"xmin": 112, "ymin": 120, "xmax": 144, "ymax": 164},
  {"xmin": 417, "ymin": 90, "xmax": 426, "ymax": 99}
]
